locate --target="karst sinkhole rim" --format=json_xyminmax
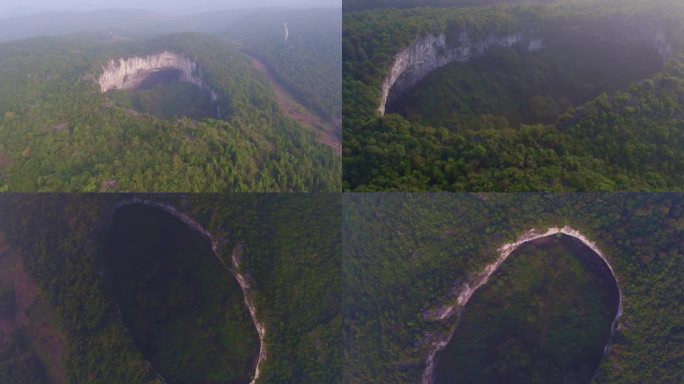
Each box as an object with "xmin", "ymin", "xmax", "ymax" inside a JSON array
[
  {"xmin": 422, "ymin": 227, "xmax": 624, "ymax": 384},
  {"xmin": 98, "ymin": 199, "xmax": 266, "ymax": 384},
  {"xmin": 379, "ymin": 23, "xmax": 673, "ymax": 117}
]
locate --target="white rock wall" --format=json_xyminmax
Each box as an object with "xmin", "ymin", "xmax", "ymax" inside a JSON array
[{"xmin": 97, "ymin": 51, "xmax": 205, "ymax": 93}]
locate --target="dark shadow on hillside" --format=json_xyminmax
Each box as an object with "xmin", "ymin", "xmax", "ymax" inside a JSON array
[{"xmin": 101, "ymin": 203, "xmax": 259, "ymax": 384}]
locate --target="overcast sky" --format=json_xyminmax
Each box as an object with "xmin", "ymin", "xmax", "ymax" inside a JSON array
[{"xmin": 0, "ymin": 0, "xmax": 340, "ymax": 17}]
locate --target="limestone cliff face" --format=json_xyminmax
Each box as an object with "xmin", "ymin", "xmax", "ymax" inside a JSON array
[
  {"xmin": 98, "ymin": 51, "xmax": 211, "ymax": 95},
  {"xmin": 378, "ymin": 31, "xmax": 543, "ymax": 115},
  {"xmin": 98, "ymin": 51, "xmax": 220, "ymax": 117},
  {"xmin": 644, "ymin": 30, "xmax": 673, "ymax": 60}
]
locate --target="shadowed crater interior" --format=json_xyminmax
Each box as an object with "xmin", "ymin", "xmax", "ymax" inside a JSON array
[
  {"xmin": 108, "ymin": 83, "xmax": 218, "ymax": 121},
  {"xmin": 101, "ymin": 204, "xmax": 259, "ymax": 384},
  {"xmin": 434, "ymin": 234, "xmax": 619, "ymax": 384}
]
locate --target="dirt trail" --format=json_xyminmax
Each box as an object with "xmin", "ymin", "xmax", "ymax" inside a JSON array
[{"xmin": 248, "ymin": 55, "xmax": 341, "ymax": 156}]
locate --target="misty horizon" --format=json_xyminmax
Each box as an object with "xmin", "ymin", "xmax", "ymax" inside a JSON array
[
  {"xmin": 0, "ymin": 0, "xmax": 341, "ymax": 19},
  {"xmin": 0, "ymin": 0, "xmax": 341, "ymax": 42}
]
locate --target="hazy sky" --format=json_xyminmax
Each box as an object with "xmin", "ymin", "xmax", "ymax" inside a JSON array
[{"xmin": 0, "ymin": 0, "xmax": 340, "ymax": 16}]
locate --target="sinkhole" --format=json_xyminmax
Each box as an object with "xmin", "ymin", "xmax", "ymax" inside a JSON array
[
  {"xmin": 386, "ymin": 30, "xmax": 666, "ymax": 128},
  {"xmin": 100, "ymin": 203, "xmax": 259, "ymax": 384},
  {"xmin": 433, "ymin": 234, "xmax": 620, "ymax": 384}
]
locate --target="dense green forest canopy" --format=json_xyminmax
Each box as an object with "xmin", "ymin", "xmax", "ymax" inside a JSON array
[
  {"xmin": 343, "ymin": 193, "xmax": 684, "ymax": 383},
  {"xmin": 0, "ymin": 25, "xmax": 341, "ymax": 191},
  {"xmin": 0, "ymin": 194, "xmax": 342, "ymax": 383},
  {"xmin": 343, "ymin": 0, "xmax": 684, "ymax": 191}
]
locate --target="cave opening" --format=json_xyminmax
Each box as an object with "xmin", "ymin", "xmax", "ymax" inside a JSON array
[
  {"xmin": 100, "ymin": 203, "xmax": 259, "ymax": 384},
  {"xmin": 433, "ymin": 234, "xmax": 620, "ymax": 384},
  {"xmin": 385, "ymin": 34, "xmax": 665, "ymax": 129}
]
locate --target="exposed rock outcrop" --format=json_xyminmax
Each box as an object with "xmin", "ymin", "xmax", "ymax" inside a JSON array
[
  {"xmin": 98, "ymin": 52, "xmax": 202, "ymax": 92},
  {"xmin": 421, "ymin": 226, "xmax": 623, "ymax": 384}
]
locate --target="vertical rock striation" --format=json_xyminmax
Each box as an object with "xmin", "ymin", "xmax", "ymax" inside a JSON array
[{"xmin": 98, "ymin": 51, "xmax": 205, "ymax": 92}]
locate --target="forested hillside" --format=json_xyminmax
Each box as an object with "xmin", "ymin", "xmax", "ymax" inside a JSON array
[
  {"xmin": 343, "ymin": 193, "xmax": 684, "ymax": 383},
  {"xmin": 226, "ymin": 8, "xmax": 342, "ymax": 123},
  {"xmin": 343, "ymin": 0, "xmax": 684, "ymax": 191},
  {"xmin": 0, "ymin": 194, "xmax": 342, "ymax": 383},
  {"xmin": 0, "ymin": 32, "xmax": 340, "ymax": 192}
]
